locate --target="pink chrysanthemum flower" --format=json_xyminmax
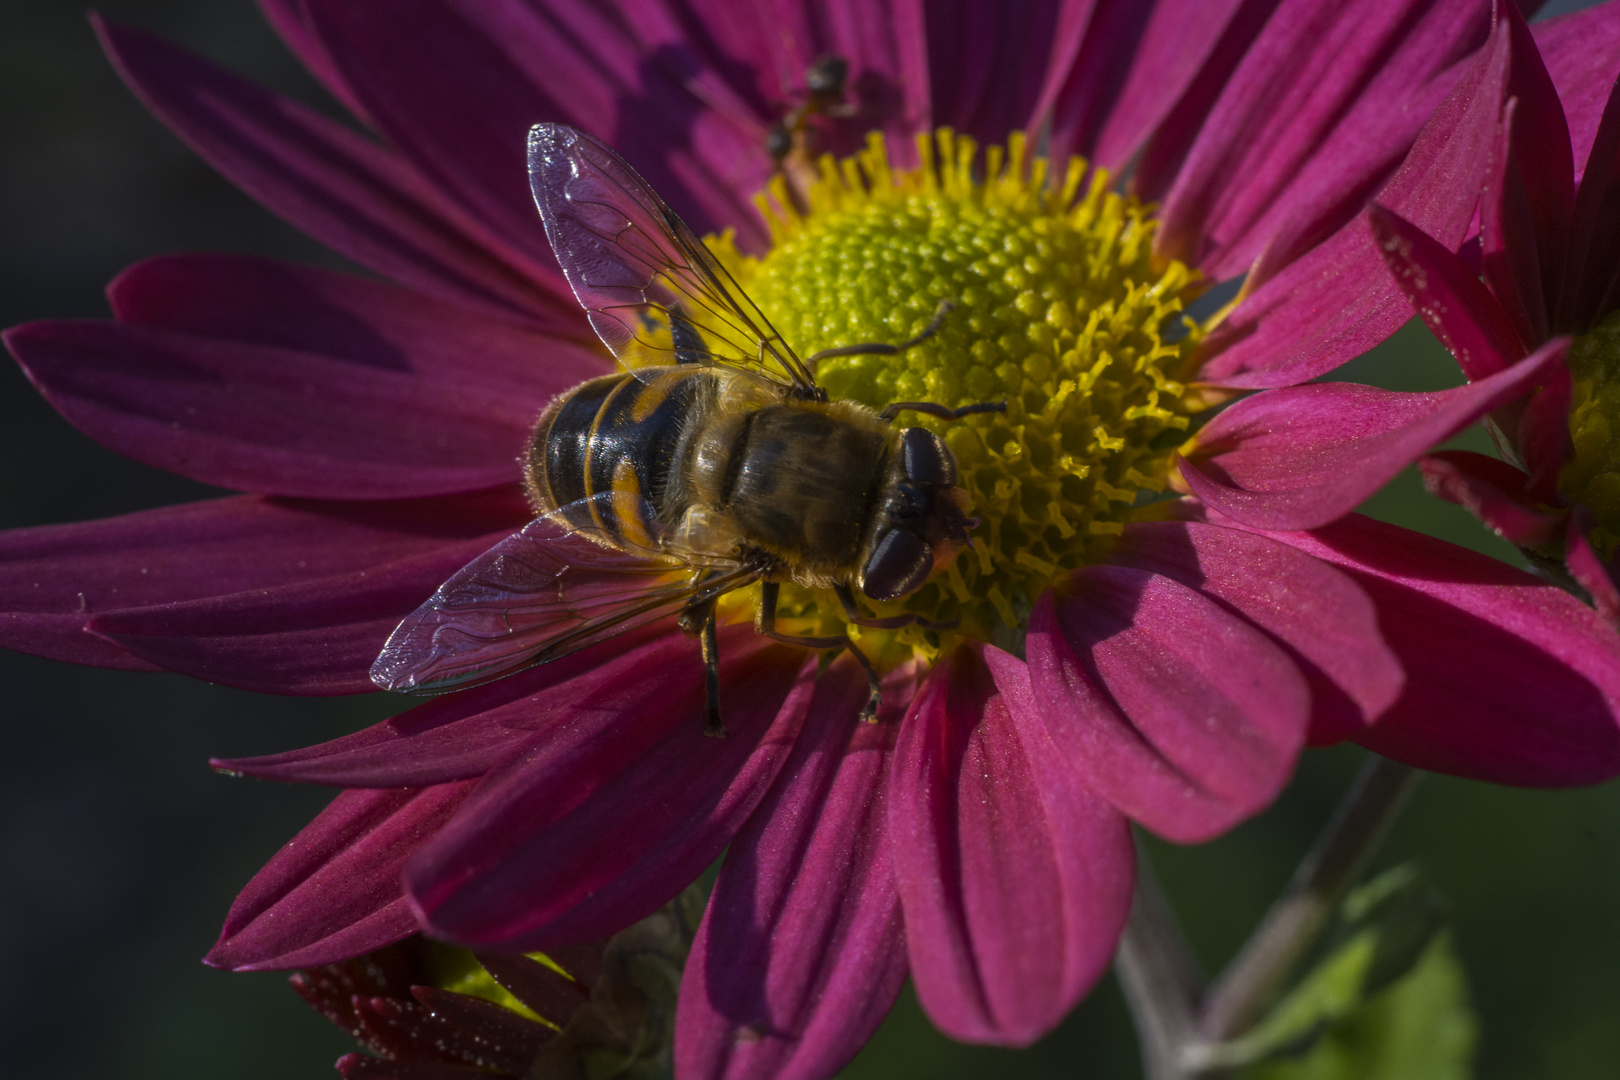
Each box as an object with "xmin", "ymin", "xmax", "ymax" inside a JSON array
[
  {"xmin": 1353, "ymin": 4, "xmax": 1620, "ymax": 625},
  {"xmin": 5, "ymin": 2, "xmax": 1620, "ymax": 1076}
]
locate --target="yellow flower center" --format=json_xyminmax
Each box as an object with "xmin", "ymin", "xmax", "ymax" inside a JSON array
[
  {"xmin": 1563, "ymin": 309, "xmax": 1620, "ymax": 550},
  {"xmin": 710, "ymin": 129, "xmax": 1205, "ymax": 661}
]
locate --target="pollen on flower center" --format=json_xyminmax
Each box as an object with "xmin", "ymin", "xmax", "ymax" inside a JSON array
[
  {"xmin": 709, "ymin": 129, "xmax": 1204, "ymax": 659},
  {"xmin": 1564, "ymin": 309, "xmax": 1620, "ymax": 550}
]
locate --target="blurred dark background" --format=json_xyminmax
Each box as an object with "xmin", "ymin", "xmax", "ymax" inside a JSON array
[{"xmin": 1, "ymin": 1, "xmax": 1616, "ymax": 1076}]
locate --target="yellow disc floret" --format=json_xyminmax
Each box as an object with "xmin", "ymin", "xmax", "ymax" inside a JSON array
[
  {"xmin": 710, "ymin": 129, "xmax": 1205, "ymax": 659},
  {"xmin": 1564, "ymin": 308, "xmax": 1620, "ymax": 551}
]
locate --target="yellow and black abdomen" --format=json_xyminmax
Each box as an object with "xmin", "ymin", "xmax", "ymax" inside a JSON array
[
  {"xmin": 525, "ymin": 367, "xmax": 715, "ymax": 543},
  {"xmin": 528, "ymin": 365, "xmax": 898, "ymax": 583}
]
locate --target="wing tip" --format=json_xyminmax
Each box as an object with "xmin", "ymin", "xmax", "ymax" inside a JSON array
[{"xmin": 527, "ymin": 123, "xmax": 584, "ymax": 190}]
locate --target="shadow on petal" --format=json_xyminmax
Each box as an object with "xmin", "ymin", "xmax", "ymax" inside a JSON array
[
  {"xmin": 677, "ymin": 657, "xmax": 915, "ymax": 1080},
  {"xmin": 1026, "ymin": 565, "xmax": 1309, "ymax": 843}
]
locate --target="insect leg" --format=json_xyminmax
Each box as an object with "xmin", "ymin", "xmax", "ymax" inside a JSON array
[
  {"xmin": 696, "ymin": 600, "xmax": 726, "ymax": 739},
  {"xmin": 878, "ymin": 399, "xmax": 1007, "ymax": 423},
  {"xmin": 832, "ymin": 582, "xmax": 957, "ymax": 633},
  {"xmin": 806, "ymin": 300, "xmax": 958, "ymax": 363},
  {"xmin": 680, "ymin": 568, "xmax": 734, "ymax": 738},
  {"xmin": 757, "ymin": 581, "xmax": 884, "ymax": 720}
]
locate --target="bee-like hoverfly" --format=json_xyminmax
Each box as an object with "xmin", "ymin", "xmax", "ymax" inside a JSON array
[{"xmin": 370, "ymin": 124, "xmax": 1001, "ymax": 734}]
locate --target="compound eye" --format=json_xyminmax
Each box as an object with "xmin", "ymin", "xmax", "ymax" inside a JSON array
[
  {"xmin": 900, "ymin": 427, "xmax": 956, "ymax": 487},
  {"xmin": 859, "ymin": 529, "xmax": 933, "ymax": 601}
]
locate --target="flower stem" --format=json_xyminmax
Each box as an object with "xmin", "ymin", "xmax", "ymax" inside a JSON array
[
  {"xmin": 1115, "ymin": 852, "xmax": 1205, "ymax": 1080},
  {"xmin": 1117, "ymin": 753, "xmax": 1421, "ymax": 1076}
]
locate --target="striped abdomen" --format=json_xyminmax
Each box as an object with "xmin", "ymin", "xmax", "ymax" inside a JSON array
[
  {"xmin": 527, "ymin": 364, "xmax": 897, "ymax": 580},
  {"xmin": 525, "ymin": 367, "xmax": 715, "ymax": 548}
]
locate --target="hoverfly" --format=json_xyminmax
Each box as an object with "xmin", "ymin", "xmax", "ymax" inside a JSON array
[{"xmin": 371, "ymin": 124, "xmax": 1001, "ymax": 734}]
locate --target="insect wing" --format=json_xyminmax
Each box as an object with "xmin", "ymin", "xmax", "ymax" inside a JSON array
[
  {"xmin": 372, "ymin": 501, "xmax": 754, "ymax": 694},
  {"xmin": 528, "ymin": 123, "xmax": 818, "ymax": 394}
]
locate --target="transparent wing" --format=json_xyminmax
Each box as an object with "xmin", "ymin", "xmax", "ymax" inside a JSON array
[
  {"xmin": 528, "ymin": 123, "xmax": 819, "ymax": 395},
  {"xmin": 371, "ymin": 495, "xmax": 759, "ymax": 695}
]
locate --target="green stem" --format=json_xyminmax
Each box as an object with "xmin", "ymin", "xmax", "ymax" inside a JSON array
[{"xmin": 1117, "ymin": 753, "xmax": 1421, "ymax": 1077}]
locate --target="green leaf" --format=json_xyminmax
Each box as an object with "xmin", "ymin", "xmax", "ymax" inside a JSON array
[{"xmin": 1237, "ymin": 932, "xmax": 1477, "ymax": 1080}]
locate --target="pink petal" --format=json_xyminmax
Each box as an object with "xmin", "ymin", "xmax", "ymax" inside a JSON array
[
  {"xmin": 675, "ymin": 657, "xmax": 911, "ymax": 1080},
  {"xmin": 1535, "ymin": 0, "xmax": 1620, "ymax": 190},
  {"xmin": 1515, "ymin": 361, "xmax": 1575, "ymax": 494},
  {"xmin": 109, "ymin": 253, "xmax": 602, "ymax": 390},
  {"xmin": 1025, "ymin": 567, "xmax": 1308, "ymax": 843},
  {"xmin": 1117, "ymin": 0, "xmax": 1275, "ymax": 200},
  {"xmin": 1024, "ymin": 0, "xmax": 1142, "ymax": 166},
  {"xmin": 214, "ymin": 624, "xmax": 692, "ymax": 786},
  {"xmin": 1106, "ymin": 520, "xmax": 1402, "ymax": 744},
  {"xmin": 1198, "ymin": 6, "xmax": 1511, "ymax": 388},
  {"xmin": 917, "ymin": 0, "xmax": 1071, "ymax": 151},
  {"xmin": 407, "ymin": 636, "xmax": 813, "ymax": 950},
  {"xmin": 0, "ymin": 489, "xmax": 526, "ymax": 670},
  {"xmin": 889, "ymin": 645, "xmax": 1134, "ymax": 1045},
  {"xmin": 1416, "ymin": 450, "xmax": 1564, "ymax": 547},
  {"xmin": 1565, "ymin": 76, "xmax": 1620, "ymax": 328},
  {"xmin": 1179, "ymin": 337, "xmax": 1565, "ymax": 531},
  {"xmin": 95, "ymin": 17, "xmax": 563, "ymax": 321},
  {"xmin": 1479, "ymin": 6, "xmax": 1574, "ymax": 351},
  {"xmin": 1565, "ymin": 506, "xmax": 1620, "ymax": 626},
  {"xmin": 256, "ymin": 0, "xmax": 371, "ymax": 122},
  {"xmin": 1160, "ymin": 0, "xmax": 1488, "ymax": 281},
  {"xmin": 1048, "ymin": 0, "xmax": 1240, "ymax": 171},
  {"xmin": 205, "ymin": 782, "xmax": 475, "ymax": 972},
  {"xmin": 1367, "ymin": 202, "xmax": 1526, "ymax": 381},
  {"xmin": 6, "ymin": 318, "xmax": 534, "ymax": 499},
  {"xmin": 1227, "ymin": 511, "xmax": 1620, "ymax": 786},
  {"xmin": 87, "ymin": 535, "xmax": 509, "ymax": 695},
  {"xmin": 303, "ymin": 0, "xmax": 764, "ymax": 253}
]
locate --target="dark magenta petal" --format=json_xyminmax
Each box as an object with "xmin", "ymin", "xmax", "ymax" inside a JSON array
[
  {"xmin": 1566, "ymin": 76, "xmax": 1620, "ymax": 328},
  {"xmin": 890, "ymin": 645, "xmax": 1133, "ymax": 1045},
  {"xmin": 1416, "ymin": 451, "xmax": 1564, "ymax": 548},
  {"xmin": 1227, "ymin": 511, "xmax": 1620, "ymax": 786},
  {"xmin": 1160, "ymin": 0, "xmax": 1488, "ymax": 281},
  {"xmin": 88, "ymin": 535, "xmax": 508, "ymax": 696},
  {"xmin": 1107, "ymin": 520, "xmax": 1402, "ymax": 745},
  {"xmin": 919, "ymin": 0, "xmax": 1070, "ymax": 152},
  {"xmin": 1180, "ymin": 338, "xmax": 1565, "ymax": 531},
  {"xmin": 1565, "ymin": 507, "xmax": 1620, "ymax": 626},
  {"xmin": 676, "ymin": 658, "xmax": 911, "ymax": 1080},
  {"xmin": 214, "ymin": 624, "xmax": 692, "ymax": 786},
  {"xmin": 256, "ymin": 0, "xmax": 371, "ymax": 122},
  {"xmin": 1536, "ymin": 1, "xmax": 1620, "ymax": 185},
  {"xmin": 407, "ymin": 636, "xmax": 813, "ymax": 950},
  {"xmin": 1121, "ymin": 1, "xmax": 1275, "ymax": 202},
  {"xmin": 6, "ymin": 318, "xmax": 533, "ymax": 499},
  {"xmin": 109, "ymin": 253, "xmax": 602, "ymax": 391},
  {"xmin": 0, "ymin": 488, "xmax": 526, "ymax": 670},
  {"xmin": 1026, "ymin": 566, "xmax": 1309, "ymax": 843},
  {"xmin": 1480, "ymin": 6, "xmax": 1574, "ymax": 350},
  {"xmin": 1367, "ymin": 203, "xmax": 1526, "ymax": 380},
  {"xmin": 303, "ymin": 0, "xmax": 764, "ymax": 254},
  {"xmin": 1050, "ymin": 0, "xmax": 1242, "ymax": 172},
  {"xmin": 337, "ymin": 1055, "xmax": 491, "ymax": 1080},
  {"xmin": 206, "ymin": 782, "xmax": 474, "ymax": 971},
  {"xmin": 95, "ymin": 17, "xmax": 563, "ymax": 321},
  {"xmin": 1199, "ymin": 8, "xmax": 1510, "ymax": 388}
]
